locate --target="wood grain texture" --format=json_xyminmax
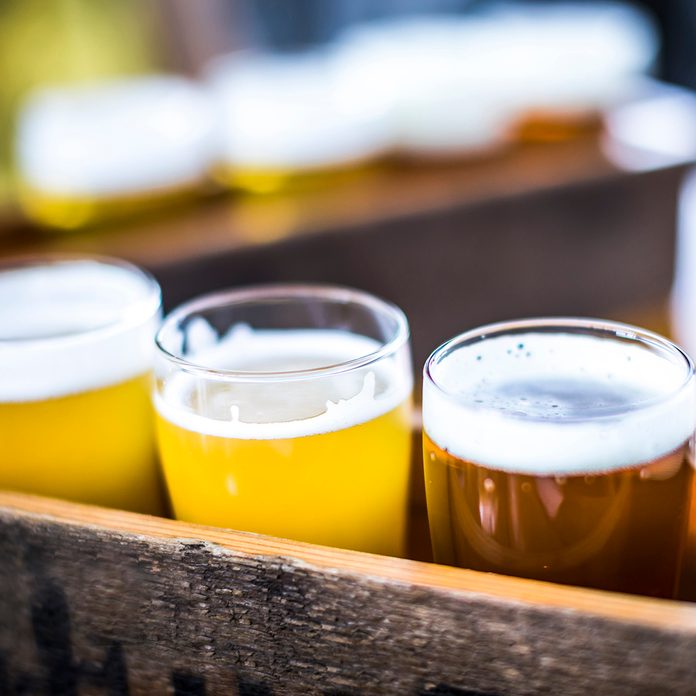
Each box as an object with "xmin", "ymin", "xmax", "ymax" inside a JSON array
[{"xmin": 1, "ymin": 491, "xmax": 696, "ymax": 695}]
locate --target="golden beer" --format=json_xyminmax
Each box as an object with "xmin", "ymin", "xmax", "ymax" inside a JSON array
[
  {"xmin": 0, "ymin": 257, "xmax": 164, "ymax": 513},
  {"xmin": 154, "ymin": 288, "xmax": 413, "ymax": 555},
  {"xmin": 423, "ymin": 320, "xmax": 695, "ymax": 598}
]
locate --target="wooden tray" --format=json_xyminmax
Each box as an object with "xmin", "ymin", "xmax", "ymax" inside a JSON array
[
  {"xmin": 1, "ymin": 488, "xmax": 696, "ymax": 695},
  {"xmin": 2, "ymin": 86, "xmax": 696, "ymax": 694}
]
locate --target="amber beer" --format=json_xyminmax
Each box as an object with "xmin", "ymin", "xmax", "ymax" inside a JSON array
[
  {"xmin": 154, "ymin": 286, "xmax": 413, "ymax": 556},
  {"xmin": 423, "ymin": 319, "xmax": 696, "ymax": 598},
  {"xmin": 0, "ymin": 256, "xmax": 165, "ymax": 514}
]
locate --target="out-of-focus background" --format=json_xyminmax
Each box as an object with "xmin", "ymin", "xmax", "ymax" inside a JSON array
[{"xmin": 2, "ymin": 0, "xmax": 696, "ymax": 370}]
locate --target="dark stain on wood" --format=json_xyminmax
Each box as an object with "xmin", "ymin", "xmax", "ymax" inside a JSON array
[
  {"xmin": 28, "ymin": 573, "xmax": 131, "ymax": 695},
  {"xmin": 172, "ymin": 672, "xmax": 205, "ymax": 695},
  {"xmin": 237, "ymin": 677, "xmax": 274, "ymax": 695},
  {"xmin": 0, "ymin": 653, "xmax": 9, "ymax": 696},
  {"xmin": 419, "ymin": 686, "xmax": 501, "ymax": 696},
  {"xmin": 30, "ymin": 577, "xmax": 78, "ymax": 695}
]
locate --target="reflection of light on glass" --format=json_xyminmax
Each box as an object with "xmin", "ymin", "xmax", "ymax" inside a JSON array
[
  {"xmin": 479, "ymin": 476, "xmax": 498, "ymax": 535},
  {"xmin": 602, "ymin": 84, "xmax": 696, "ymax": 170},
  {"xmin": 671, "ymin": 169, "xmax": 696, "ymax": 358}
]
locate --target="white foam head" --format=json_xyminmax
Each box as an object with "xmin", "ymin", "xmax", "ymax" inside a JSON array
[
  {"xmin": 17, "ymin": 76, "xmax": 217, "ymax": 197},
  {"xmin": 155, "ymin": 325, "xmax": 412, "ymax": 439},
  {"xmin": 331, "ymin": 4, "xmax": 657, "ymax": 155},
  {"xmin": 206, "ymin": 52, "xmax": 389, "ymax": 170},
  {"xmin": 0, "ymin": 258, "xmax": 161, "ymax": 401},
  {"xmin": 423, "ymin": 322, "xmax": 695, "ymax": 475}
]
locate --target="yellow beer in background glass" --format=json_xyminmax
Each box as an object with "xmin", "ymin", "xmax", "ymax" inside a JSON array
[
  {"xmin": 0, "ymin": 256, "xmax": 165, "ymax": 514},
  {"xmin": 154, "ymin": 286, "xmax": 413, "ymax": 556}
]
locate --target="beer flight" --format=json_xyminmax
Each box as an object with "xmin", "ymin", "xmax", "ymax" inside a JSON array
[{"xmin": 1, "ymin": 255, "xmax": 693, "ymax": 600}]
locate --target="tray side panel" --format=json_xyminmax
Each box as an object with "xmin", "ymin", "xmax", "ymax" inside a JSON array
[{"xmin": 1, "ymin": 509, "xmax": 695, "ymax": 696}]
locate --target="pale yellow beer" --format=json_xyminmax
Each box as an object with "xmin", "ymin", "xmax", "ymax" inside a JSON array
[
  {"xmin": 0, "ymin": 256, "xmax": 165, "ymax": 513},
  {"xmin": 156, "ymin": 390, "xmax": 411, "ymax": 553},
  {"xmin": 154, "ymin": 288, "xmax": 413, "ymax": 555}
]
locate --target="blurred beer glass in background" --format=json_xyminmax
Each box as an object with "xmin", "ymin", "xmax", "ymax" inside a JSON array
[
  {"xmin": 0, "ymin": 1, "xmax": 666, "ymax": 229},
  {"xmin": 423, "ymin": 318, "xmax": 695, "ymax": 598},
  {"xmin": 15, "ymin": 76, "xmax": 218, "ymax": 229},
  {"xmin": 154, "ymin": 285, "xmax": 412, "ymax": 555},
  {"xmin": 0, "ymin": 255, "xmax": 165, "ymax": 514},
  {"xmin": 0, "ymin": 0, "xmax": 158, "ymax": 221}
]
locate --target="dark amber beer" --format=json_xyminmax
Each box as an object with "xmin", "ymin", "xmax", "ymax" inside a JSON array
[{"xmin": 423, "ymin": 319, "xmax": 695, "ymax": 598}]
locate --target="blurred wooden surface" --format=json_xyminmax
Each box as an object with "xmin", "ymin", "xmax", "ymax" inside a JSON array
[
  {"xmin": 0, "ymin": 131, "xmax": 680, "ymax": 267},
  {"xmin": 1, "ymin": 130, "xmax": 691, "ymax": 372}
]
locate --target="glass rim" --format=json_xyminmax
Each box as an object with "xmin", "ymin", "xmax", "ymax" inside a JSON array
[
  {"xmin": 424, "ymin": 316, "xmax": 695, "ymax": 420},
  {"xmin": 155, "ymin": 283, "xmax": 410, "ymax": 382},
  {"xmin": 0, "ymin": 253, "xmax": 162, "ymax": 346}
]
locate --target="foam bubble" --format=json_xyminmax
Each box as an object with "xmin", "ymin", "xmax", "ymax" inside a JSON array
[
  {"xmin": 155, "ymin": 327, "xmax": 411, "ymax": 439},
  {"xmin": 0, "ymin": 259, "xmax": 161, "ymax": 401},
  {"xmin": 423, "ymin": 331, "xmax": 695, "ymax": 475}
]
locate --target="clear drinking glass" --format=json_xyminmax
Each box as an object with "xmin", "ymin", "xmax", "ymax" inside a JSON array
[
  {"xmin": 0, "ymin": 254, "xmax": 164, "ymax": 513},
  {"xmin": 423, "ymin": 318, "xmax": 695, "ymax": 598},
  {"xmin": 154, "ymin": 284, "xmax": 413, "ymax": 555}
]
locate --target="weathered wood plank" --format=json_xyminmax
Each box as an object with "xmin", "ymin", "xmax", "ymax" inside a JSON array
[{"xmin": 1, "ymin": 491, "xmax": 696, "ymax": 695}]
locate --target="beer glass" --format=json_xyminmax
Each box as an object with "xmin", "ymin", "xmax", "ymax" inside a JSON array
[
  {"xmin": 423, "ymin": 318, "xmax": 695, "ymax": 598},
  {"xmin": 154, "ymin": 285, "xmax": 412, "ymax": 555},
  {"xmin": 0, "ymin": 255, "xmax": 165, "ymax": 513}
]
